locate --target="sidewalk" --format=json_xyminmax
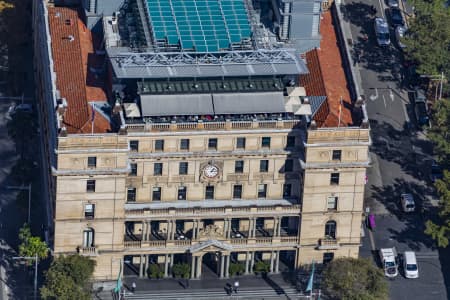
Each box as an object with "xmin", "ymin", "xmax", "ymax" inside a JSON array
[{"xmin": 96, "ymin": 273, "xmax": 303, "ymax": 299}]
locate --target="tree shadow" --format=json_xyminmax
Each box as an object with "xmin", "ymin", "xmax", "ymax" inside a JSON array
[{"xmin": 370, "ymin": 178, "xmax": 436, "ymax": 251}]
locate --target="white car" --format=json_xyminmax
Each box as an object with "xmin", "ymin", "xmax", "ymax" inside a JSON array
[
  {"xmin": 395, "ymin": 26, "xmax": 407, "ymax": 49},
  {"xmin": 400, "ymin": 193, "xmax": 415, "ymax": 212},
  {"xmin": 403, "ymin": 251, "xmax": 419, "ymax": 278}
]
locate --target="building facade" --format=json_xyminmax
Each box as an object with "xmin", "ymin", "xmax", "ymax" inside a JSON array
[{"xmin": 34, "ymin": 0, "xmax": 370, "ymax": 280}]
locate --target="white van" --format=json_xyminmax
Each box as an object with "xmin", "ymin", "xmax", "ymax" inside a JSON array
[
  {"xmin": 403, "ymin": 251, "xmax": 419, "ymax": 278},
  {"xmin": 400, "ymin": 194, "xmax": 415, "ymax": 212}
]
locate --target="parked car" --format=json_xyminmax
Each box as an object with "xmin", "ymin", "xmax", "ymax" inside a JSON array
[
  {"xmin": 400, "ymin": 193, "xmax": 415, "ymax": 212},
  {"xmin": 374, "ymin": 18, "xmax": 391, "ymax": 46},
  {"xmin": 395, "ymin": 26, "xmax": 407, "ymax": 49},
  {"xmin": 8, "ymin": 103, "xmax": 33, "ymax": 115},
  {"xmin": 390, "ymin": 8, "xmax": 405, "ymax": 27},
  {"xmin": 387, "ymin": 0, "xmax": 399, "ymax": 8},
  {"xmin": 403, "ymin": 251, "xmax": 419, "ymax": 278},
  {"xmin": 430, "ymin": 161, "xmax": 444, "ymax": 183}
]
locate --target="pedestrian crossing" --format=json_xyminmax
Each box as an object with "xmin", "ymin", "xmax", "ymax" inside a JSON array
[{"xmin": 97, "ymin": 287, "xmax": 304, "ymax": 300}]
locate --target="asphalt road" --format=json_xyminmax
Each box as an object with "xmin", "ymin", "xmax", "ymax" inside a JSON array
[{"xmin": 341, "ymin": 0, "xmax": 449, "ymax": 299}]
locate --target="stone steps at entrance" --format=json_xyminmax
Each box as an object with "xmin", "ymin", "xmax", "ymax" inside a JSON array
[{"xmin": 100, "ymin": 287, "xmax": 301, "ymax": 300}]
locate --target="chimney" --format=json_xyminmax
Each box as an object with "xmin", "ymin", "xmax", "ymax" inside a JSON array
[
  {"xmin": 309, "ymin": 120, "xmax": 317, "ymax": 130},
  {"xmin": 113, "ymin": 101, "xmax": 122, "ymax": 114}
]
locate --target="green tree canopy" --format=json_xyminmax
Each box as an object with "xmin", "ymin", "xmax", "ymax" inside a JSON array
[
  {"xmin": 40, "ymin": 255, "xmax": 96, "ymax": 300},
  {"xmin": 18, "ymin": 224, "xmax": 48, "ymax": 261},
  {"xmin": 425, "ymin": 98, "xmax": 450, "ymax": 247},
  {"xmin": 322, "ymin": 257, "xmax": 388, "ymax": 300},
  {"xmin": 403, "ymin": 0, "xmax": 450, "ymax": 76}
]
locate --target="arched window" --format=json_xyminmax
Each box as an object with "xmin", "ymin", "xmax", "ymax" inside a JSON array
[
  {"xmin": 324, "ymin": 221, "xmax": 336, "ymax": 239},
  {"xmin": 83, "ymin": 227, "xmax": 95, "ymax": 248}
]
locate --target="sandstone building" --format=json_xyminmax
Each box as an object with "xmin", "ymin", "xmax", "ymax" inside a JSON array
[{"xmin": 33, "ymin": 0, "xmax": 369, "ymax": 280}]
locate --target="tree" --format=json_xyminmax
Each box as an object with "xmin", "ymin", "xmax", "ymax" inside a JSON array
[
  {"xmin": 403, "ymin": 0, "xmax": 450, "ymax": 76},
  {"xmin": 172, "ymin": 263, "xmax": 190, "ymax": 278},
  {"xmin": 0, "ymin": 1, "xmax": 13, "ymax": 12},
  {"xmin": 18, "ymin": 224, "xmax": 48, "ymax": 261},
  {"xmin": 424, "ymin": 98, "xmax": 450, "ymax": 247},
  {"xmin": 40, "ymin": 255, "xmax": 96, "ymax": 300},
  {"xmin": 322, "ymin": 258, "xmax": 388, "ymax": 300}
]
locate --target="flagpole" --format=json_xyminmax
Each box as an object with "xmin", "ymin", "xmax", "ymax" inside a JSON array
[{"xmin": 338, "ymin": 96, "xmax": 342, "ymax": 128}]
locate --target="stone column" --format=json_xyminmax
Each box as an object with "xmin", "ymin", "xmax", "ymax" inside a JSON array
[
  {"xmin": 250, "ymin": 252, "xmax": 255, "ymax": 273},
  {"xmin": 245, "ymin": 252, "xmax": 250, "ymax": 274},
  {"xmin": 274, "ymin": 217, "xmax": 280, "ymax": 237},
  {"xmin": 144, "ymin": 255, "xmax": 149, "ymax": 277},
  {"xmin": 225, "ymin": 255, "xmax": 230, "ymax": 278},
  {"xmin": 220, "ymin": 254, "xmax": 225, "ymax": 278},
  {"xmin": 139, "ymin": 255, "xmax": 144, "ymax": 278},
  {"xmin": 252, "ymin": 218, "xmax": 257, "ymax": 238},
  {"xmin": 147, "ymin": 221, "xmax": 152, "ymax": 240},
  {"xmin": 277, "ymin": 217, "xmax": 282, "ymax": 236},
  {"xmin": 275, "ymin": 251, "xmax": 280, "ymax": 273},
  {"xmin": 269, "ymin": 251, "xmax": 274, "ymax": 273},
  {"xmin": 248, "ymin": 218, "xmax": 253, "ymax": 238},
  {"xmin": 192, "ymin": 220, "xmax": 197, "ymax": 239},
  {"xmin": 167, "ymin": 220, "xmax": 172, "ymax": 240},
  {"xmin": 141, "ymin": 221, "xmax": 146, "ymax": 241},
  {"xmin": 164, "ymin": 254, "xmax": 169, "ymax": 277},
  {"xmin": 196, "ymin": 255, "xmax": 202, "ymax": 278},
  {"xmin": 170, "ymin": 254, "xmax": 174, "ymax": 268},
  {"xmin": 224, "ymin": 219, "xmax": 229, "ymax": 239},
  {"xmin": 191, "ymin": 256, "xmax": 196, "ymax": 279}
]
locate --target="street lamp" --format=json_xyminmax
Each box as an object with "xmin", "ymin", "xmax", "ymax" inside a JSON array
[
  {"xmin": 13, "ymin": 253, "xmax": 38, "ymax": 300},
  {"xmin": 7, "ymin": 184, "xmax": 32, "ymax": 223},
  {"xmin": 420, "ymin": 73, "xmax": 446, "ymax": 101}
]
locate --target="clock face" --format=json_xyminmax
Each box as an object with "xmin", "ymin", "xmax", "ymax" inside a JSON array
[{"xmin": 203, "ymin": 164, "xmax": 219, "ymax": 178}]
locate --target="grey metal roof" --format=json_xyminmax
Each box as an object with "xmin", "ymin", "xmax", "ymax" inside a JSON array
[
  {"xmin": 213, "ymin": 92, "xmax": 285, "ymax": 114},
  {"xmin": 140, "ymin": 94, "xmax": 214, "ymax": 116},
  {"xmin": 107, "ymin": 48, "xmax": 308, "ymax": 79},
  {"xmin": 288, "ymin": 0, "xmax": 322, "ymax": 53},
  {"xmin": 308, "ymin": 96, "xmax": 327, "ymax": 117}
]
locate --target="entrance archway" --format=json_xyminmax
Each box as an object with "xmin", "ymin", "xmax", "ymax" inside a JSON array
[{"xmin": 201, "ymin": 252, "xmax": 220, "ymax": 278}]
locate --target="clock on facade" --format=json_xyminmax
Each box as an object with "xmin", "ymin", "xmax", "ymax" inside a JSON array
[{"xmin": 203, "ymin": 164, "xmax": 219, "ymax": 178}]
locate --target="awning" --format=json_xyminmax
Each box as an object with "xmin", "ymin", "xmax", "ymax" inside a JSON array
[
  {"xmin": 212, "ymin": 92, "xmax": 285, "ymax": 114},
  {"xmin": 140, "ymin": 94, "xmax": 214, "ymax": 116}
]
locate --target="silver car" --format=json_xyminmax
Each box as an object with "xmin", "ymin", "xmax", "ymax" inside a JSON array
[
  {"xmin": 374, "ymin": 18, "xmax": 391, "ymax": 46},
  {"xmin": 395, "ymin": 26, "xmax": 407, "ymax": 49},
  {"xmin": 387, "ymin": 0, "xmax": 399, "ymax": 8}
]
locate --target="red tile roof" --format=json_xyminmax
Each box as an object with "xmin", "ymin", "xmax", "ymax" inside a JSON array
[
  {"xmin": 301, "ymin": 10, "xmax": 353, "ymax": 128},
  {"xmin": 48, "ymin": 7, "xmax": 110, "ymax": 134}
]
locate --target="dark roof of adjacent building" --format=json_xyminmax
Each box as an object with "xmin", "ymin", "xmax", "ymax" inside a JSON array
[{"xmin": 48, "ymin": 7, "xmax": 111, "ymax": 134}]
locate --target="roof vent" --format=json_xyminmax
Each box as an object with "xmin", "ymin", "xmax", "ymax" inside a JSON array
[
  {"xmin": 55, "ymin": 12, "xmax": 61, "ymax": 18},
  {"xmin": 65, "ymin": 19, "xmax": 72, "ymax": 26},
  {"xmin": 67, "ymin": 35, "xmax": 75, "ymax": 42}
]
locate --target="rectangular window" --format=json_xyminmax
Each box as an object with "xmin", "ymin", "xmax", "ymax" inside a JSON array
[
  {"xmin": 86, "ymin": 180, "xmax": 96, "ymax": 192},
  {"xmin": 127, "ymin": 187, "xmax": 136, "ymax": 202},
  {"xmin": 208, "ymin": 138, "xmax": 218, "ymax": 150},
  {"xmin": 155, "ymin": 140, "xmax": 164, "ymax": 151},
  {"xmin": 259, "ymin": 160, "xmax": 269, "ymax": 172},
  {"xmin": 332, "ymin": 150, "xmax": 342, "ymax": 161},
  {"xmin": 84, "ymin": 204, "xmax": 95, "ymax": 219},
  {"xmin": 330, "ymin": 173, "xmax": 340, "ymax": 185},
  {"xmin": 286, "ymin": 136, "xmax": 296, "ymax": 148},
  {"xmin": 178, "ymin": 186, "xmax": 187, "ymax": 200},
  {"xmin": 205, "ymin": 186, "xmax": 215, "ymax": 200},
  {"xmin": 283, "ymin": 184, "xmax": 292, "ymax": 198},
  {"xmin": 152, "ymin": 187, "xmax": 161, "ymax": 201},
  {"xmin": 327, "ymin": 196, "xmax": 338, "ymax": 210},
  {"xmin": 234, "ymin": 160, "xmax": 244, "ymax": 173},
  {"xmin": 236, "ymin": 137, "xmax": 246, "ymax": 149},
  {"xmin": 257, "ymin": 184, "xmax": 267, "ymax": 198},
  {"xmin": 323, "ymin": 252, "xmax": 334, "ymax": 264},
  {"xmin": 261, "ymin": 137, "xmax": 271, "ymax": 148},
  {"xmin": 284, "ymin": 159, "xmax": 293, "ymax": 172},
  {"xmin": 180, "ymin": 139, "xmax": 190, "ymax": 150},
  {"xmin": 130, "ymin": 140, "xmax": 139, "ymax": 152},
  {"xmin": 179, "ymin": 162, "xmax": 188, "ymax": 175},
  {"xmin": 130, "ymin": 163, "xmax": 137, "ymax": 176},
  {"xmin": 233, "ymin": 185, "xmax": 242, "ymax": 199},
  {"xmin": 154, "ymin": 163, "xmax": 163, "ymax": 176},
  {"xmin": 87, "ymin": 157, "xmax": 97, "ymax": 168}
]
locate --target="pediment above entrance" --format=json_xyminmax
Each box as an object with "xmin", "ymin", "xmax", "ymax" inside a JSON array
[{"xmin": 189, "ymin": 239, "xmax": 233, "ymax": 253}]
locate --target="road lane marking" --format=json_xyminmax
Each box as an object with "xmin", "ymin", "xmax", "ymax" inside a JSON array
[
  {"xmin": 389, "ymin": 89, "xmax": 394, "ymax": 101},
  {"xmin": 382, "ymin": 94, "xmax": 387, "ymax": 108},
  {"xmin": 378, "ymin": 0, "xmax": 385, "ymax": 18},
  {"xmin": 370, "ymin": 88, "xmax": 379, "ymax": 101}
]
